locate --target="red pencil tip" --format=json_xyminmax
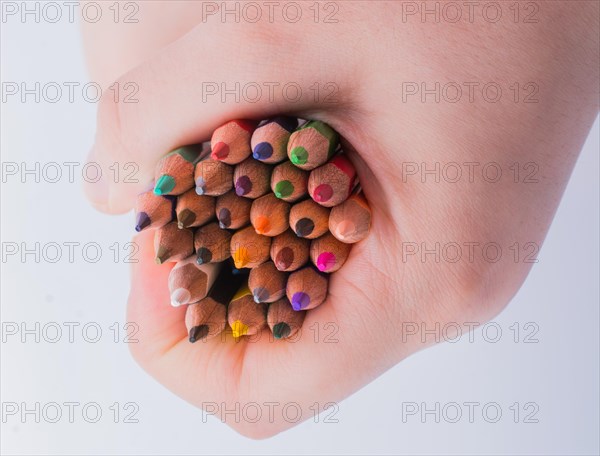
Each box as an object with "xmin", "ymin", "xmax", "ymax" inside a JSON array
[
  {"xmin": 211, "ymin": 142, "xmax": 229, "ymax": 160},
  {"xmin": 313, "ymin": 184, "xmax": 333, "ymax": 203}
]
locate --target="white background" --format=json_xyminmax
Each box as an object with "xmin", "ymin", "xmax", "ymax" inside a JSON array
[{"xmin": 1, "ymin": 7, "xmax": 598, "ymax": 456}]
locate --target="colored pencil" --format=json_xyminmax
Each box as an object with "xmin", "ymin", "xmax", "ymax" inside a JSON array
[
  {"xmin": 227, "ymin": 284, "xmax": 268, "ymax": 338},
  {"xmin": 289, "ymin": 199, "xmax": 330, "ymax": 239},
  {"xmin": 215, "ymin": 190, "xmax": 252, "ymax": 229},
  {"xmin": 194, "ymin": 222, "xmax": 232, "ymax": 264},
  {"xmin": 233, "ymin": 157, "xmax": 271, "ymax": 199},
  {"xmin": 310, "ymin": 232, "xmax": 352, "ymax": 273},
  {"xmin": 329, "ymin": 189, "xmax": 372, "ymax": 243},
  {"xmin": 168, "ymin": 257, "xmax": 221, "ymax": 307},
  {"xmin": 251, "ymin": 116, "xmax": 298, "ymax": 164},
  {"xmin": 287, "ymin": 120, "xmax": 339, "ymax": 170},
  {"xmin": 248, "ymin": 261, "xmax": 288, "ymax": 303},
  {"xmin": 195, "ymin": 158, "xmax": 233, "ymax": 196},
  {"xmin": 185, "ymin": 265, "xmax": 245, "ymax": 342},
  {"xmin": 154, "ymin": 145, "xmax": 204, "ymax": 195},
  {"xmin": 270, "ymin": 161, "xmax": 309, "ymax": 202},
  {"xmin": 267, "ymin": 298, "xmax": 306, "ymax": 339},
  {"xmin": 270, "ymin": 229, "xmax": 310, "ymax": 272},
  {"xmin": 175, "ymin": 188, "xmax": 215, "ymax": 229},
  {"xmin": 250, "ymin": 193, "xmax": 290, "ymax": 237},
  {"xmin": 154, "ymin": 222, "xmax": 194, "ymax": 264},
  {"xmin": 230, "ymin": 226, "xmax": 272, "ymax": 269},
  {"xmin": 286, "ymin": 265, "xmax": 329, "ymax": 311},
  {"xmin": 308, "ymin": 154, "xmax": 356, "ymax": 207},
  {"xmin": 210, "ymin": 120, "xmax": 257, "ymax": 164},
  {"xmin": 134, "ymin": 191, "xmax": 176, "ymax": 232}
]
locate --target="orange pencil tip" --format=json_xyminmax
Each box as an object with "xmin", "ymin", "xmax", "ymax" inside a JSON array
[{"xmin": 254, "ymin": 216, "xmax": 270, "ymax": 235}]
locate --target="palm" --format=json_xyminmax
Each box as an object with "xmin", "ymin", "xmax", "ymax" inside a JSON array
[{"xmin": 127, "ymin": 181, "xmax": 405, "ymax": 437}]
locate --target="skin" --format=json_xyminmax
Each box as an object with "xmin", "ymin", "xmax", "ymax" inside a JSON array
[{"xmin": 81, "ymin": 1, "xmax": 599, "ymax": 438}]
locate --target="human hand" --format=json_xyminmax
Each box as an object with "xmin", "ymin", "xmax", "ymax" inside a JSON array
[{"xmin": 82, "ymin": 2, "xmax": 599, "ymax": 437}]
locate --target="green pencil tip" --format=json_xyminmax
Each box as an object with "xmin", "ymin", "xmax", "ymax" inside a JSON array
[
  {"xmin": 290, "ymin": 147, "xmax": 308, "ymax": 165},
  {"xmin": 273, "ymin": 322, "xmax": 291, "ymax": 339},
  {"xmin": 154, "ymin": 175, "xmax": 176, "ymax": 195},
  {"xmin": 274, "ymin": 180, "xmax": 293, "ymax": 199}
]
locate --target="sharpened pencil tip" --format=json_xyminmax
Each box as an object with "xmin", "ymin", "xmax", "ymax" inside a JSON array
[
  {"xmin": 254, "ymin": 216, "xmax": 270, "ymax": 235},
  {"xmin": 155, "ymin": 247, "xmax": 168, "ymax": 265},
  {"xmin": 195, "ymin": 177, "xmax": 206, "ymax": 195},
  {"xmin": 291, "ymin": 292, "xmax": 310, "ymax": 311},
  {"xmin": 154, "ymin": 174, "xmax": 176, "ymax": 195},
  {"xmin": 196, "ymin": 247, "xmax": 212, "ymax": 265},
  {"xmin": 334, "ymin": 220, "xmax": 356, "ymax": 240},
  {"xmin": 177, "ymin": 209, "xmax": 195, "ymax": 229},
  {"xmin": 253, "ymin": 142, "xmax": 273, "ymax": 160},
  {"xmin": 170, "ymin": 288, "xmax": 191, "ymax": 307},
  {"xmin": 189, "ymin": 325, "xmax": 209, "ymax": 343},
  {"xmin": 135, "ymin": 212, "xmax": 151, "ymax": 232},
  {"xmin": 211, "ymin": 142, "xmax": 229, "ymax": 160},
  {"xmin": 232, "ymin": 248, "xmax": 249, "ymax": 269},
  {"xmin": 273, "ymin": 322, "xmax": 291, "ymax": 339},
  {"xmin": 231, "ymin": 320, "xmax": 248, "ymax": 338},
  {"xmin": 290, "ymin": 147, "xmax": 308, "ymax": 165},
  {"xmin": 252, "ymin": 287, "xmax": 269, "ymax": 303}
]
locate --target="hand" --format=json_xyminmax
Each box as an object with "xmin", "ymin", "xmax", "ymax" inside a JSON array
[{"xmin": 82, "ymin": 2, "xmax": 599, "ymax": 437}]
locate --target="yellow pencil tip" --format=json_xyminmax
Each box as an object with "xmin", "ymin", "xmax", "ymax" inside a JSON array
[
  {"xmin": 233, "ymin": 247, "xmax": 249, "ymax": 268},
  {"xmin": 231, "ymin": 320, "xmax": 248, "ymax": 338}
]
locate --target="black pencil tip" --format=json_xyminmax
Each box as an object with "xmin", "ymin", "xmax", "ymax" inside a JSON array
[
  {"xmin": 189, "ymin": 325, "xmax": 209, "ymax": 343},
  {"xmin": 196, "ymin": 247, "xmax": 212, "ymax": 265},
  {"xmin": 294, "ymin": 218, "xmax": 314, "ymax": 238}
]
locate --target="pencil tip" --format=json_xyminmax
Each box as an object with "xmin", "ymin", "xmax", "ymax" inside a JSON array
[
  {"xmin": 154, "ymin": 175, "xmax": 176, "ymax": 195},
  {"xmin": 235, "ymin": 176, "xmax": 252, "ymax": 196},
  {"xmin": 155, "ymin": 247, "xmax": 168, "ymax": 264},
  {"xmin": 233, "ymin": 248, "xmax": 249, "ymax": 269},
  {"xmin": 294, "ymin": 218, "xmax": 314, "ymax": 238},
  {"xmin": 170, "ymin": 288, "xmax": 191, "ymax": 307},
  {"xmin": 196, "ymin": 247, "xmax": 212, "ymax": 265},
  {"xmin": 335, "ymin": 220, "xmax": 356, "ymax": 240},
  {"xmin": 316, "ymin": 252, "xmax": 336, "ymax": 272},
  {"xmin": 275, "ymin": 247, "xmax": 294, "ymax": 271},
  {"xmin": 231, "ymin": 320, "xmax": 248, "ymax": 338},
  {"xmin": 195, "ymin": 177, "xmax": 206, "ymax": 195},
  {"xmin": 189, "ymin": 325, "xmax": 209, "ymax": 343},
  {"xmin": 313, "ymin": 184, "xmax": 333, "ymax": 203},
  {"xmin": 273, "ymin": 322, "xmax": 291, "ymax": 339},
  {"xmin": 274, "ymin": 180, "xmax": 293, "ymax": 199},
  {"xmin": 177, "ymin": 209, "xmax": 195, "ymax": 229},
  {"xmin": 252, "ymin": 287, "xmax": 269, "ymax": 303},
  {"xmin": 254, "ymin": 216, "xmax": 270, "ymax": 235},
  {"xmin": 290, "ymin": 147, "xmax": 308, "ymax": 165},
  {"xmin": 253, "ymin": 142, "xmax": 273, "ymax": 160},
  {"xmin": 291, "ymin": 292, "xmax": 310, "ymax": 311},
  {"xmin": 135, "ymin": 212, "xmax": 151, "ymax": 232},
  {"xmin": 211, "ymin": 142, "xmax": 229, "ymax": 160},
  {"xmin": 217, "ymin": 208, "xmax": 231, "ymax": 228}
]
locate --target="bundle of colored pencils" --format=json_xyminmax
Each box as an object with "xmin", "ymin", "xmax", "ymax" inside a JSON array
[{"xmin": 135, "ymin": 118, "xmax": 372, "ymax": 341}]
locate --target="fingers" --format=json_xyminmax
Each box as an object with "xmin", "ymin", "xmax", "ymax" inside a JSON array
[
  {"xmin": 84, "ymin": 16, "xmax": 361, "ymax": 214},
  {"xmin": 126, "ymin": 230, "xmax": 186, "ymax": 362}
]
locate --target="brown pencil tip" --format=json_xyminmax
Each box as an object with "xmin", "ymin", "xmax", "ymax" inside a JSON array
[
  {"xmin": 177, "ymin": 209, "xmax": 196, "ymax": 229},
  {"xmin": 155, "ymin": 246, "xmax": 168, "ymax": 264}
]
